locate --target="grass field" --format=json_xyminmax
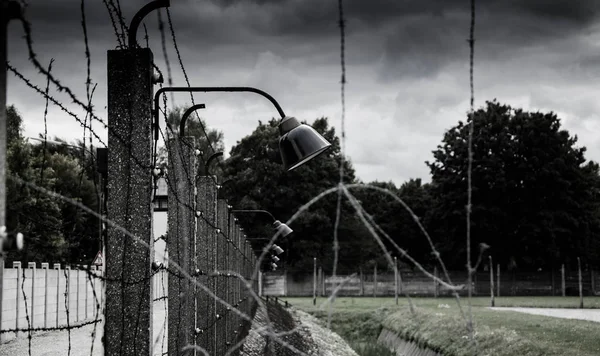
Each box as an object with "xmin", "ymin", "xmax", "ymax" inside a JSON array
[{"xmin": 283, "ymin": 296, "xmax": 600, "ymax": 356}]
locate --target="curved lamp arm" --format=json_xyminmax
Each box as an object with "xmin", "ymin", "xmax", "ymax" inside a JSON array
[
  {"xmin": 153, "ymin": 86, "xmax": 286, "ymax": 140},
  {"xmin": 231, "ymin": 209, "xmax": 276, "ymax": 222},
  {"xmin": 180, "ymin": 103, "xmax": 206, "ymax": 136},
  {"xmin": 206, "ymin": 151, "xmax": 223, "ymax": 176},
  {"xmin": 128, "ymin": 0, "xmax": 170, "ymax": 48}
]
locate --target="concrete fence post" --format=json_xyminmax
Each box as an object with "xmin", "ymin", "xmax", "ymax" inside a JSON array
[
  {"xmin": 216, "ymin": 199, "xmax": 230, "ymax": 356},
  {"xmin": 14, "ymin": 261, "xmax": 21, "ymax": 337},
  {"xmin": 76, "ymin": 267, "xmax": 80, "ymax": 322},
  {"xmin": 65, "ymin": 266, "xmax": 70, "ymax": 324},
  {"xmin": 28, "ymin": 262, "xmax": 35, "ymax": 328},
  {"xmin": 105, "ymin": 47, "xmax": 155, "ymax": 356},
  {"xmin": 195, "ymin": 176, "xmax": 218, "ymax": 354},
  {"xmin": 54, "ymin": 263, "xmax": 60, "ymax": 327},
  {"xmin": 41, "ymin": 263, "xmax": 49, "ymax": 328},
  {"xmin": 226, "ymin": 211, "xmax": 235, "ymax": 349},
  {"xmin": 167, "ymin": 136, "xmax": 197, "ymax": 356}
]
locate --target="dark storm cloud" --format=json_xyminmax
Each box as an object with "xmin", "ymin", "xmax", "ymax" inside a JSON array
[
  {"xmin": 16, "ymin": 0, "xmax": 600, "ymax": 67},
  {"xmin": 198, "ymin": 0, "xmax": 600, "ymax": 79}
]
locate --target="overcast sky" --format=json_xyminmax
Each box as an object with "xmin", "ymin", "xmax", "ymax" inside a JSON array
[{"xmin": 7, "ymin": 0, "xmax": 600, "ymax": 186}]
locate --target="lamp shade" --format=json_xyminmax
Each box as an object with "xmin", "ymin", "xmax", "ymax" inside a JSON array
[
  {"xmin": 272, "ymin": 244, "xmax": 284, "ymax": 255},
  {"xmin": 272, "ymin": 255, "xmax": 280, "ymax": 263},
  {"xmin": 273, "ymin": 220, "xmax": 293, "ymax": 237},
  {"xmin": 278, "ymin": 116, "xmax": 332, "ymax": 171}
]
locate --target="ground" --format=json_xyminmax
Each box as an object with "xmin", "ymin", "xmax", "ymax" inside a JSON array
[{"xmin": 2, "ymin": 297, "xmax": 600, "ymax": 355}]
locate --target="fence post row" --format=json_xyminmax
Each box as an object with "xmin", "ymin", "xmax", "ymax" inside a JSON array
[
  {"xmin": 195, "ymin": 176, "xmax": 218, "ymax": 354},
  {"xmin": 167, "ymin": 136, "xmax": 197, "ymax": 355},
  {"xmin": 105, "ymin": 47, "xmax": 155, "ymax": 356}
]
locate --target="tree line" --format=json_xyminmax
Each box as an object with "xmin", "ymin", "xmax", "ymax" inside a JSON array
[
  {"xmin": 5, "ymin": 105, "xmax": 99, "ymax": 265},
  {"xmin": 5, "ymin": 100, "xmax": 600, "ymax": 273}
]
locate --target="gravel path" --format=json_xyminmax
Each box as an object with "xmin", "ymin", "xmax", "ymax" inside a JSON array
[
  {"xmin": 489, "ymin": 307, "xmax": 600, "ymax": 323},
  {"xmin": 291, "ymin": 309, "xmax": 359, "ymax": 356},
  {"xmin": 240, "ymin": 305, "xmax": 358, "ymax": 356}
]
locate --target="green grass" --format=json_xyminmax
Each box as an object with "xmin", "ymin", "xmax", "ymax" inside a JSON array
[{"xmin": 284, "ymin": 297, "xmax": 600, "ymax": 356}]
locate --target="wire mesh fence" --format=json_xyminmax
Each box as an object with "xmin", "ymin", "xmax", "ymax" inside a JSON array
[{"xmin": 261, "ymin": 263, "xmax": 600, "ymax": 299}]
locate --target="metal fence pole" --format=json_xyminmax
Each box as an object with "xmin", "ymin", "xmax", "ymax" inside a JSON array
[
  {"xmin": 489, "ymin": 256, "xmax": 495, "ymax": 307},
  {"xmin": 394, "ymin": 257, "xmax": 398, "ymax": 305},
  {"xmin": 196, "ymin": 176, "xmax": 218, "ymax": 354},
  {"xmin": 561, "ymin": 264, "xmax": 566, "ymax": 297},
  {"xmin": 313, "ymin": 257, "xmax": 317, "ymax": 305},
  {"xmin": 105, "ymin": 47, "xmax": 154, "ymax": 356},
  {"xmin": 167, "ymin": 136, "xmax": 197, "ymax": 355},
  {"xmin": 578, "ymin": 257, "xmax": 583, "ymax": 308}
]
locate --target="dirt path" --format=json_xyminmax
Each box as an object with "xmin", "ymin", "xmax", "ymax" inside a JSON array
[{"xmin": 490, "ymin": 307, "xmax": 600, "ymax": 323}]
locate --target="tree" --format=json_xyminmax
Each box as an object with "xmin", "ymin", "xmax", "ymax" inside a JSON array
[
  {"xmin": 352, "ymin": 179, "xmax": 437, "ymax": 269},
  {"xmin": 5, "ymin": 105, "xmax": 100, "ymax": 264},
  {"xmin": 221, "ymin": 117, "xmax": 380, "ymax": 273},
  {"xmin": 426, "ymin": 100, "xmax": 600, "ymax": 270},
  {"xmin": 157, "ymin": 106, "xmax": 225, "ymax": 176}
]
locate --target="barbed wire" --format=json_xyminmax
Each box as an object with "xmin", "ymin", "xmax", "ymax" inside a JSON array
[
  {"xmin": 102, "ymin": 0, "xmax": 125, "ymax": 47},
  {"xmin": 1, "ymin": 2, "xmax": 489, "ymax": 355}
]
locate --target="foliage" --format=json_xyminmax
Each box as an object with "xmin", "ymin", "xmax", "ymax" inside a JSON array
[
  {"xmin": 5, "ymin": 105, "xmax": 100, "ymax": 264},
  {"xmin": 426, "ymin": 101, "xmax": 600, "ymax": 270},
  {"xmin": 157, "ymin": 106, "xmax": 225, "ymax": 176},
  {"xmin": 221, "ymin": 117, "xmax": 381, "ymax": 273},
  {"xmin": 352, "ymin": 179, "xmax": 437, "ymax": 269}
]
